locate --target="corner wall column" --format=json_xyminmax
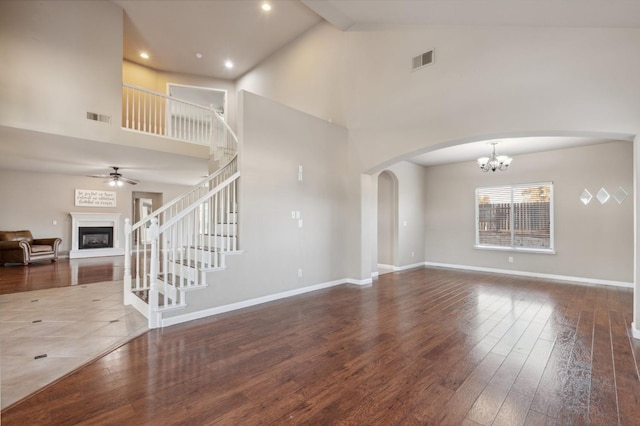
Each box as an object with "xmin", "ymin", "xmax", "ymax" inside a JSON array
[{"xmin": 633, "ymin": 137, "xmax": 640, "ymax": 339}]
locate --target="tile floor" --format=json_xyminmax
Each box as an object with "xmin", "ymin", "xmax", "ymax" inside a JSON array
[{"xmin": 0, "ymin": 280, "xmax": 147, "ymax": 409}]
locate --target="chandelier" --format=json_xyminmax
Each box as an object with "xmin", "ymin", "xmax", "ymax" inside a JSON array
[{"xmin": 477, "ymin": 142, "xmax": 512, "ymax": 172}]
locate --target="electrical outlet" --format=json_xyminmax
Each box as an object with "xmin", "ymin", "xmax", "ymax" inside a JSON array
[
  {"xmin": 508, "ymin": 256, "xmax": 514, "ymax": 263},
  {"xmin": 298, "ymin": 269, "xmax": 303, "ymax": 277},
  {"xmin": 298, "ymin": 219, "xmax": 303, "ymax": 228}
]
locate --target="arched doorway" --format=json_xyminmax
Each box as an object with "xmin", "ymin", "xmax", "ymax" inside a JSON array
[{"xmin": 377, "ymin": 170, "xmax": 398, "ymax": 274}]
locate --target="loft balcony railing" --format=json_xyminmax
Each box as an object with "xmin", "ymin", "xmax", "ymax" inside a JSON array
[{"xmin": 122, "ymin": 83, "xmax": 237, "ymax": 165}]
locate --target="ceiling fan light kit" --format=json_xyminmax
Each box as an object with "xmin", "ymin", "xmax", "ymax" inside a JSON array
[{"xmin": 90, "ymin": 167, "xmax": 139, "ymax": 186}]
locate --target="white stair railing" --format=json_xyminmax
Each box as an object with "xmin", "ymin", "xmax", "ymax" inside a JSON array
[
  {"xmin": 124, "ymin": 164, "xmax": 239, "ymax": 327},
  {"xmin": 122, "ymin": 83, "xmax": 240, "ymax": 328},
  {"xmin": 122, "ymin": 83, "xmax": 237, "ymax": 164}
]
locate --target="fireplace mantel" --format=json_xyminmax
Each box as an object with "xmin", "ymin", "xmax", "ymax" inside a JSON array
[{"xmin": 69, "ymin": 212, "xmax": 125, "ymax": 259}]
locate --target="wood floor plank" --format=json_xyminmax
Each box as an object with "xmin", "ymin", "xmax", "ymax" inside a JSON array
[
  {"xmin": 0, "ymin": 257, "xmax": 124, "ymax": 294},
  {"xmin": 511, "ymin": 338, "xmax": 555, "ymax": 397},
  {"xmin": 432, "ymin": 351, "xmax": 506, "ymax": 425},
  {"xmin": 558, "ymin": 309, "xmax": 594, "ymax": 425},
  {"xmin": 492, "ymin": 389, "xmax": 534, "ymax": 426},
  {"xmin": 617, "ymin": 389, "xmax": 640, "ymax": 426},
  {"xmin": 1, "ymin": 266, "xmax": 637, "ymax": 425},
  {"xmin": 529, "ymin": 285, "xmax": 584, "ymax": 419},
  {"xmin": 610, "ymin": 310, "xmax": 640, "ymax": 395},
  {"xmin": 465, "ymin": 350, "xmax": 528, "ymax": 424}
]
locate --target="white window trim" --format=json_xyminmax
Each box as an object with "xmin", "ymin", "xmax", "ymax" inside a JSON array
[{"xmin": 474, "ymin": 182, "xmax": 555, "ymax": 253}]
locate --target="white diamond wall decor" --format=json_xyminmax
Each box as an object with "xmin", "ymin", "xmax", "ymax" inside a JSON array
[
  {"xmin": 613, "ymin": 187, "xmax": 628, "ymax": 204},
  {"xmin": 596, "ymin": 187, "xmax": 610, "ymax": 205},
  {"xmin": 579, "ymin": 189, "xmax": 593, "ymax": 205}
]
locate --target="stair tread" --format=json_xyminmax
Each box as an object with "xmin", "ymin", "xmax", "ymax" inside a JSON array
[
  {"xmin": 186, "ymin": 245, "xmax": 236, "ymax": 252},
  {"xmin": 133, "ymin": 289, "xmax": 178, "ymax": 309},
  {"xmin": 158, "ymin": 272, "xmax": 194, "ymax": 282},
  {"xmin": 167, "ymin": 259, "xmax": 209, "ymax": 269}
]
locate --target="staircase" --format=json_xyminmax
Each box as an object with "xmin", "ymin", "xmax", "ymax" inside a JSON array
[{"xmin": 122, "ymin": 83, "xmax": 240, "ymax": 328}]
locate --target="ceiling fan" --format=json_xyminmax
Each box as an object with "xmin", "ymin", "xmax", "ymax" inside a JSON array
[{"xmin": 90, "ymin": 167, "xmax": 139, "ymax": 187}]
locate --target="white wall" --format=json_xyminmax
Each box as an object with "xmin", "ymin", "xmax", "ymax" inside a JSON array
[
  {"xmin": 0, "ymin": 169, "xmax": 190, "ymax": 255},
  {"xmin": 164, "ymin": 91, "xmax": 350, "ymax": 317},
  {"xmin": 0, "ymin": 0, "xmax": 123, "ymax": 143},
  {"xmin": 237, "ymin": 20, "xmax": 640, "ymax": 288},
  {"xmin": 238, "ymin": 24, "xmax": 640, "ymax": 172},
  {"xmin": 424, "ymin": 141, "xmax": 633, "ymax": 284},
  {"xmin": 237, "ymin": 22, "xmax": 349, "ymax": 128}
]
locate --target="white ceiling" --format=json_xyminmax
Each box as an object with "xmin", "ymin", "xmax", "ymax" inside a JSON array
[
  {"xmin": 0, "ymin": 126, "xmax": 208, "ymax": 187},
  {"xmin": 117, "ymin": 0, "xmax": 640, "ymax": 82},
  {"xmin": 116, "ymin": 0, "xmax": 322, "ymax": 80},
  {"xmin": 301, "ymin": 0, "xmax": 640, "ymax": 31}
]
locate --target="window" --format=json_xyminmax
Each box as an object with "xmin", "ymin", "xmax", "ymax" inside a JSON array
[{"xmin": 475, "ymin": 182, "xmax": 554, "ymax": 253}]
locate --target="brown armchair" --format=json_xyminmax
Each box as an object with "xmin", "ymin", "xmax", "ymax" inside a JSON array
[{"xmin": 0, "ymin": 230, "xmax": 61, "ymax": 266}]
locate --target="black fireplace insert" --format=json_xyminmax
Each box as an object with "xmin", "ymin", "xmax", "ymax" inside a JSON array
[{"xmin": 78, "ymin": 226, "xmax": 113, "ymax": 249}]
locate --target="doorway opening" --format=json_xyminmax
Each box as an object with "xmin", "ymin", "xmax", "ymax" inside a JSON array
[
  {"xmin": 132, "ymin": 191, "xmax": 163, "ymax": 224},
  {"xmin": 377, "ymin": 170, "xmax": 398, "ymax": 275}
]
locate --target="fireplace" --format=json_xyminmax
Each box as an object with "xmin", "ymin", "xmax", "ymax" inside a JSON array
[
  {"xmin": 69, "ymin": 212, "xmax": 124, "ymax": 259},
  {"xmin": 78, "ymin": 227, "xmax": 113, "ymax": 250}
]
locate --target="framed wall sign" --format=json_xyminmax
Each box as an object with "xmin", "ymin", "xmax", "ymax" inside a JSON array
[{"xmin": 74, "ymin": 189, "xmax": 117, "ymax": 208}]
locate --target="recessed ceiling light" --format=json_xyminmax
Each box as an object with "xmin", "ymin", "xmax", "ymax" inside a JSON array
[
  {"xmin": 140, "ymin": 52, "xmax": 149, "ymax": 59},
  {"xmin": 195, "ymin": 53, "xmax": 203, "ymax": 59},
  {"xmin": 224, "ymin": 60, "xmax": 234, "ymax": 69},
  {"xmin": 261, "ymin": 2, "xmax": 272, "ymax": 11}
]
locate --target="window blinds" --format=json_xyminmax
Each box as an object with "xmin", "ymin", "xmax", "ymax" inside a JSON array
[{"xmin": 476, "ymin": 182, "xmax": 553, "ymax": 250}]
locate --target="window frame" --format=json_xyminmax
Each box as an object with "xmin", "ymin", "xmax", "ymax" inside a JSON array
[{"xmin": 474, "ymin": 182, "xmax": 555, "ymax": 254}]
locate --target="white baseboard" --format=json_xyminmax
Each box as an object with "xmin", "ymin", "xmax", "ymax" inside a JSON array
[
  {"xmin": 396, "ymin": 262, "xmax": 426, "ymax": 272},
  {"xmin": 345, "ymin": 277, "xmax": 373, "ymax": 286},
  {"xmin": 377, "ymin": 262, "xmax": 426, "ymax": 273},
  {"xmin": 632, "ymin": 323, "xmax": 640, "ymax": 340},
  {"xmin": 161, "ymin": 278, "xmax": 350, "ymax": 327},
  {"xmin": 424, "ymin": 261, "xmax": 633, "ymax": 288}
]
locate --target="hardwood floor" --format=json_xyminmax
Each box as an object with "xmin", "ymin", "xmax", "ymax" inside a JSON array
[
  {"xmin": 2, "ymin": 267, "xmax": 639, "ymax": 425},
  {"xmin": 0, "ymin": 257, "xmax": 124, "ymax": 294}
]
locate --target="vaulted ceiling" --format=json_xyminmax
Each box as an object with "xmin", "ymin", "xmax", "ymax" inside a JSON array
[
  {"xmin": 114, "ymin": 0, "xmax": 639, "ymax": 170},
  {"xmin": 4, "ymin": 1, "xmax": 638, "ymax": 184},
  {"xmin": 117, "ymin": 0, "xmax": 640, "ymax": 81}
]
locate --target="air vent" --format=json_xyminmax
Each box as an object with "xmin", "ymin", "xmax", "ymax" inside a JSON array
[
  {"xmin": 411, "ymin": 49, "xmax": 434, "ymax": 71},
  {"xmin": 86, "ymin": 112, "xmax": 111, "ymax": 124}
]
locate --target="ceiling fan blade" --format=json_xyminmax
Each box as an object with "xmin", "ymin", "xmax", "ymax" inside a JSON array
[
  {"xmin": 88, "ymin": 167, "xmax": 138, "ymax": 184},
  {"xmin": 119, "ymin": 176, "xmax": 139, "ymax": 185}
]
